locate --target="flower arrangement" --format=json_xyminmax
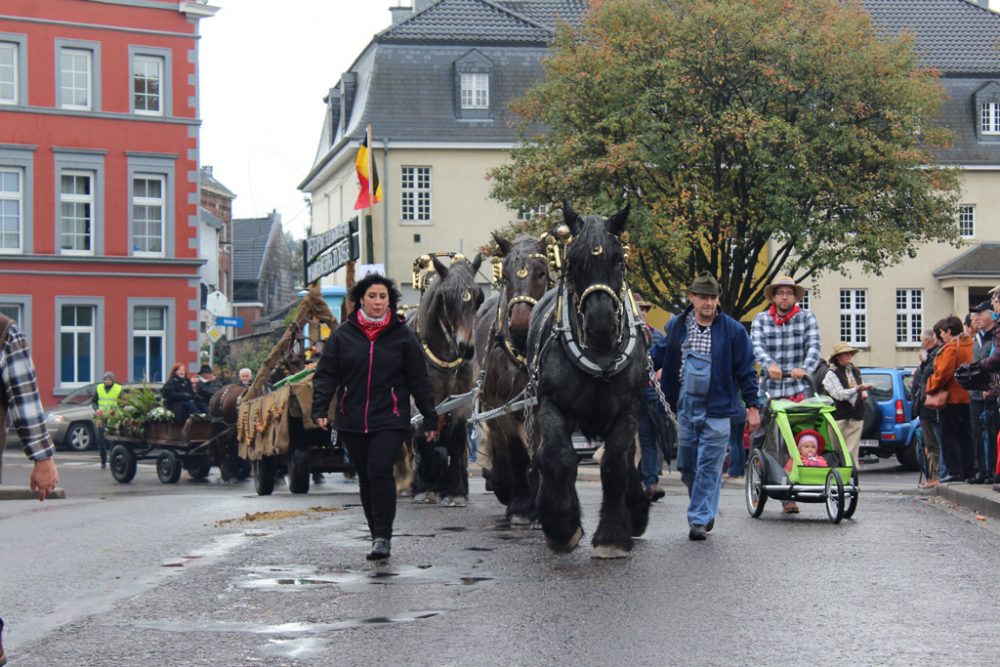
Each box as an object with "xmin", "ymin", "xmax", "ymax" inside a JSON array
[{"xmin": 95, "ymin": 385, "xmax": 174, "ymax": 437}]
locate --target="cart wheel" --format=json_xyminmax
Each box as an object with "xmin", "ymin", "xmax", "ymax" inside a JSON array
[
  {"xmin": 186, "ymin": 459, "xmax": 211, "ymax": 480},
  {"xmin": 156, "ymin": 451, "xmax": 182, "ymax": 484},
  {"xmin": 288, "ymin": 446, "xmax": 311, "ymax": 495},
  {"xmin": 254, "ymin": 456, "xmax": 276, "ymax": 496},
  {"xmin": 843, "ymin": 467, "xmax": 859, "ymax": 520},
  {"xmin": 825, "ymin": 468, "xmax": 845, "ymax": 524},
  {"xmin": 110, "ymin": 444, "xmax": 137, "ymax": 483},
  {"xmin": 235, "ymin": 458, "xmax": 252, "ymax": 481},
  {"xmin": 746, "ymin": 449, "xmax": 768, "ymax": 518}
]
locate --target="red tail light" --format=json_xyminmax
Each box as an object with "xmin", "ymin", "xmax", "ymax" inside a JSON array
[{"xmin": 895, "ymin": 399, "xmax": 904, "ymax": 424}]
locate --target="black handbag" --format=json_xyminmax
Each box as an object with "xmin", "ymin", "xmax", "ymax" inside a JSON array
[{"xmin": 955, "ymin": 361, "xmax": 991, "ymax": 391}]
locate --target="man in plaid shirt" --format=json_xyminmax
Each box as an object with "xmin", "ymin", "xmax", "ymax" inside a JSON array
[
  {"xmin": 750, "ymin": 276, "xmax": 821, "ymax": 514},
  {"xmin": 1, "ymin": 314, "xmax": 60, "ymax": 666}
]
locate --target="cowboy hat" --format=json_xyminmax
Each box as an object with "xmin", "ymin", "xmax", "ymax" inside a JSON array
[
  {"xmin": 763, "ymin": 276, "xmax": 805, "ymax": 301},
  {"xmin": 828, "ymin": 341, "xmax": 860, "ymax": 362}
]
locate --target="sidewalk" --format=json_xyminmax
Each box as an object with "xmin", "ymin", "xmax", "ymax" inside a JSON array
[{"xmin": 0, "ymin": 485, "xmax": 66, "ymax": 500}]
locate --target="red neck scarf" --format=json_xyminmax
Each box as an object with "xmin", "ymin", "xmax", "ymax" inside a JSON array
[
  {"xmin": 356, "ymin": 310, "xmax": 392, "ymax": 341},
  {"xmin": 769, "ymin": 304, "xmax": 800, "ymax": 326}
]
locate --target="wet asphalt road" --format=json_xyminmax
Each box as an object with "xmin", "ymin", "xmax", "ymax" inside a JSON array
[{"xmin": 3, "ymin": 451, "xmax": 1000, "ymax": 666}]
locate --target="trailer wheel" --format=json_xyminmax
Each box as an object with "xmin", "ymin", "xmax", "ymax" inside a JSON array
[
  {"xmin": 288, "ymin": 446, "xmax": 311, "ymax": 495},
  {"xmin": 110, "ymin": 444, "xmax": 137, "ymax": 483},
  {"xmin": 186, "ymin": 459, "xmax": 211, "ymax": 480},
  {"xmin": 157, "ymin": 451, "xmax": 182, "ymax": 484},
  {"xmin": 254, "ymin": 456, "xmax": 276, "ymax": 496},
  {"xmin": 234, "ymin": 458, "xmax": 252, "ymax": 481}
]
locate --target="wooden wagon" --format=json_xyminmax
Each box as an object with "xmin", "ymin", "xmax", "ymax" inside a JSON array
[{"xmin": 106, "ymin": 417, "xmax": 235, "ymax": 484}]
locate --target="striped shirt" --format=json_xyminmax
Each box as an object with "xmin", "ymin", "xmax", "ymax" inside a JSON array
[
  {"xmin": 2, "ymin": 322, "xmax": 56, "ymax": 461},
  {"xmin": 750, "ymin": 308, "xmax": 821, "ymax": 399}
]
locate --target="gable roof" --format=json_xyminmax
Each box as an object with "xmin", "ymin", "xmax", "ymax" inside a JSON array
[
  {"xmin": 862, "ymin": 0, "xmax": 1000, "ymax": 74},
  {"xmin": 380, "ymin": 0, "xmax": 585, "ymax": 44},
  {"xmin": 232, "ymin": 214, "xmax": 277, "ymax": 283},
  {"xmin": 933, "ymin": 243, "xmax": 1000, "ymax": 278},
  {"xmin": 199, "ymin": 166, "xmax": 235, "ymax": 198}
]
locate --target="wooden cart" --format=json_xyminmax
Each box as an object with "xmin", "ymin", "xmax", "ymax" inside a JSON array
[
  {"xmin": 237, "ymin": 373, "xmax": 354, "ymax": 495},
  {"xmin": 107, "ymin": 418, "xmax": 239, "ymax": 484}
]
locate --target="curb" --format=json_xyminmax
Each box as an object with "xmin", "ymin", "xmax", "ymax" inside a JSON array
[
  {"xmin": 934, "ymin": 482, "xmax": 1000, "ymax": 520},
  {"xmin": 0, "ymin": 485, "xmax": 67, "ymax": 501}
]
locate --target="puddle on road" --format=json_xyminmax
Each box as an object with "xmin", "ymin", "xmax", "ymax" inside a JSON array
[{"xmin": 238, "ymin": 563, "xmax": 495, "ymax": 592}]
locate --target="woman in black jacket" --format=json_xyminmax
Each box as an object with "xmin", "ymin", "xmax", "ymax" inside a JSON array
[
  {"xmin": 161, "ymin": 362, "xmax": 198, "ymax": 424},
  {"xmin": 312, "ymin": 274, "xmax": 438, "ymax": 561}
]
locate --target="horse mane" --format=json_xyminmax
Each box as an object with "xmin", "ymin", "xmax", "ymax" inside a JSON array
[
  {"xmin": 417, "ymin": 258, "xmax": 479, "ymax": 336},
  {"xmin": 565, "ymin": 215, "xmax": 624, "ymax": 285}
]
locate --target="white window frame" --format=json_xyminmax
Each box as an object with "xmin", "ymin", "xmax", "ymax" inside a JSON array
[
  {"xmin": 839, "ymin": 288, "xmax": 868, "ymax": 346},
  {"xmin": 59, "ymin": 169, "xmax": 94, "ymax": 255},
  {"xmin": 59, "ymin": 47, "xmax": 92, "ymax": 111},
  {"xmin": 0, "ymin": 167, "xmax": 22, "ymax": 253},
  {"xmin": 59, "ymin": 304, "xmax": 95, "ymax": 388},
  {"xmin": 132, "ymin": 173, "xmax": 165, "ymax": 256},
  {"xmin": 982, "ymin": 101, "xmax": 1000, "ymax": 135},
  {"xmin": 132, "ymin": 305, "xmax": 166, "ymax": 382},
  {"xmin": 798, "ymin": 289, "xmax": 811, "ymax": 311},
  {"xmin": 0, "ymin": 41, "xmax": 17, "ymax": 105},
  {"xmin": 132, "ymin": 54, "xmax": 163, "ymax": 116},
  {"xmin": 895, "ymin": 288, "xmax": 923, "ymax": 347},
  {"xmin": 517, "ymin": 203, "xmax": 550, "ymax": 222},
  {"xmin": 0, "ymin": 302, "xmax": 22, "ymax": 324},
  {"xmin": 401, "ymin": 166, "xmax": 432, "ymax": 223},
  {"xmin": 958, "ymin": 204, "xmax": 976, "ymax": 239},
  {"xmin": 460, "ymin": 72, "xmax": 489, "ymax": 110}
]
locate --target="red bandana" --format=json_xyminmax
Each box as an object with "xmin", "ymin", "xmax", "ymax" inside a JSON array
[
  {"xmin": 769, "ymin": 304, "xmax": 800, "ymax": 326},
  {"xmin": 356, "ymin": 310, "xmax": 391, "ymax": 341}
]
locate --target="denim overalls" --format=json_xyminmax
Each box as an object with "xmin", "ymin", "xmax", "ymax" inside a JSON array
[{"xmin": 677, "ymin": 348, "xmax": 731, "ymax": 526}]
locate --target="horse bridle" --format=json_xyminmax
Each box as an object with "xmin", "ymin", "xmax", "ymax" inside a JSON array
[{"xmin": 494, "ymin": 251, "xmax": 550, "ymax": 365}]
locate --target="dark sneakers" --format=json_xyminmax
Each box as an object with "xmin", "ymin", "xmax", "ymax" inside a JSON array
[
  {"xmin": 688, "ymin": 524, "xmax": 707, "ymax": 541},
  {"xmin": 706, "ymin": 517, "xmax": 715, "ymax": 533},
  {"xmin": 366, "ymin": 537, "xmax": 391, "ymax": 560}
]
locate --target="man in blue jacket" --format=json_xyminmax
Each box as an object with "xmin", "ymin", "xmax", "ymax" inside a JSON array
[{"xmin": 652, "ymin": 272, "xmax": 760, "ymax": 540}]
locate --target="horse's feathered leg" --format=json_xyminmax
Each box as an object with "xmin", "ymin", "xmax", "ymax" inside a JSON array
[
  {"xmin": 505, "ymin": 431, "xmax": 535, "ymax": 524},
  {"xmin": 535, "ymin": 399, "xmax": 583, "ymax": 553},
  {"xmin": 592, "ymin": 408, "xmax": 647, "ymax": 558},
  {"xmin": 440, "ymin": 416, "xmax": 470, "ymax": 502}
]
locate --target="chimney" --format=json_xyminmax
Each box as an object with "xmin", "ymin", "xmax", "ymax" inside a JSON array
[
  {"xmin": 325, "ymin": 87, "xmax": 341, "ymax": 144},
  {"xmin": 415, "ymin": 0, "xmax": 434, "ymax": 12},
  {"xmin": 339, "ymin": 72, "xmax": 357, "ymax": 135},
  {"xmin": 390, "ymin": 5, "xmax": 412, "ymax": 24},
  {"xmin": 202, "ymin": 165, "xmax": 213, "ymax": 176}
]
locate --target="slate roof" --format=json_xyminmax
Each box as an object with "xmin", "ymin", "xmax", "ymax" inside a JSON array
[
  {"xmin": 933, "ymin": 243, "xmax": 1000, "ymax": 277},
  {"xmin": 200, "ymin": 166, "xmax": 235, "ymax": 198},
  {"xmin": 232, "ymin": 214, "xmax": 276, "ymax": 283},
  {"xmin": 379, "ymin": 0, "xmax": 585, "ymax": 43},
  {"xmin": 861, "ymin": 0, "xmax": 1000, "ymax": 74}
]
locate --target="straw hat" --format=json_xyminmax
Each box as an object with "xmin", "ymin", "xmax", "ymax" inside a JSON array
[
  {"xmin": 828, "ymin": 341, "xmax": 860, "ymax": 362},
  {"xmin": 763, "ymin": 276, "xmax": 805, "ymax": 301}
]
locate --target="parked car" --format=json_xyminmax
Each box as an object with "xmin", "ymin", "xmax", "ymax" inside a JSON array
[
  {"xmin": 859, "ymin": 367, "xmax": 920, "ymax": 470},
  {"xmin": 4, "ymin": 382, "xmax": 162, "ymax": 452}
]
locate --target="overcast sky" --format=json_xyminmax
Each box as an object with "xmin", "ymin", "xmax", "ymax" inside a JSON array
[{"xmin": 199, "ymin": 2, "xmax": 397, "ymax": 238}]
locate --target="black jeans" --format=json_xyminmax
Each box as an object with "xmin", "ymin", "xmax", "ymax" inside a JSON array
[
  {"xmin": 339, "ymin": 429, "xmax": 407, "ymax": 540},
  {"xmin": 941, "ymin": 403, "xmax": 974, "ymax": 479},
  {"xmin": 969, "ymin": 399, "xmax": 987, "ymax": 476}
]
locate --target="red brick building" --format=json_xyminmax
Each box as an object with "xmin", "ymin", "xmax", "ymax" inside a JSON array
[{"xmin": 0, "ymin": 0, "xmax": 216, "ymax": 403}]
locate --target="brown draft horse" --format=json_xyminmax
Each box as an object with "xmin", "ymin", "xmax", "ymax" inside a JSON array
[{"xmin": 473, "ymin": 233, "xmax": 551, "ymax": 523}]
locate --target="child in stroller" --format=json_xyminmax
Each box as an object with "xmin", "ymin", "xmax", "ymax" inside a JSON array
[{"xmin": 784, "ymin": 429, "xmax": 828, "ymax": 472}]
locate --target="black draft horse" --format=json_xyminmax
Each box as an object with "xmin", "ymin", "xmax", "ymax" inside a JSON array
[
  {"xmin": 408, "ymin": 254, "xmax": 485, "ymax": 505},
  {"xmin": 474, "ymin": 233, "xmax": 551, "ymax": 523},
  {"xmin": 525, "ymin": 201, "xmax": 650, "ymax": 558}
]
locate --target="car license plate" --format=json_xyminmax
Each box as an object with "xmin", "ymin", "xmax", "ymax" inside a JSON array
[{"xmin": 860, "ymin": 439, "xmax": 879, "ymax": 449}]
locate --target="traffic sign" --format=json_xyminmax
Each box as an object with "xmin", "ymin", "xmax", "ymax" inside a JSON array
[
  {"xmin": 206, "ymin": 325, "xmax": 223, "ymax": 343},
  {"xmin": 205, "ymin": 290, "xmax": 230, "ymax": 317},
  {"xmin": 215, "ymin": 316, "xmax": 244, "ymax": 328}
]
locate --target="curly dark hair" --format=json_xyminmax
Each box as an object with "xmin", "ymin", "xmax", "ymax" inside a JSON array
[{"xmin": 350, "ymin": 273, "xmax": 401, "ymax": 312}]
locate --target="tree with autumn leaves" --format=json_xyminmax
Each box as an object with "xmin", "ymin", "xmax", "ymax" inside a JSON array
[{"xmin": 489, "ymin": 0, "xmax": 961, "ymax": 318}]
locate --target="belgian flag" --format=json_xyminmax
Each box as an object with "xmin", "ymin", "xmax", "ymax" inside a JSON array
[{"xmin": 353, "ymin": 130, "xmax": 383, "ymax": 210}]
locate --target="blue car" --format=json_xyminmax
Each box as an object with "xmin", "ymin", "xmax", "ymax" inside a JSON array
[{"xmin": 859, "ymin": 367, "xmax": 920, "ymax": 470}]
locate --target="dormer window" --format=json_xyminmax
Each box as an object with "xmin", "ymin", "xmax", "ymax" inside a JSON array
[
  {"xmin": 974, "ymin": 81, "xmax": 1000, "ymax": 140},
  {"xmin": 982, "ymin": 102, "xmax": 1000, "ymax": 135},
  {"xmin": 461, "ymin": 73, "xmax": 489, "ymax": 110},
  {"xmin": 454, "ymin": 50, "xmax": 493, "ymax": 120}
]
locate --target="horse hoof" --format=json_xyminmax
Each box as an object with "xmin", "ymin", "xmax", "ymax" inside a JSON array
[
  {"xmin": 546, "ymin": 526, "xmax": 584, "ymax": 553},
  {"xmin": 510, "ymin": 514, "xmax": 532, "ymax": 527},
  {"xmin": 441, "ymin": 496, "xmax": 467, "ymax": 507},
  {"xmin": 591, "ymin": 544, "xmax": 630, "ymax": 559},
  {"xmin": 412, "ymin": 492, "xmax": 437, "ymax": 504}
]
